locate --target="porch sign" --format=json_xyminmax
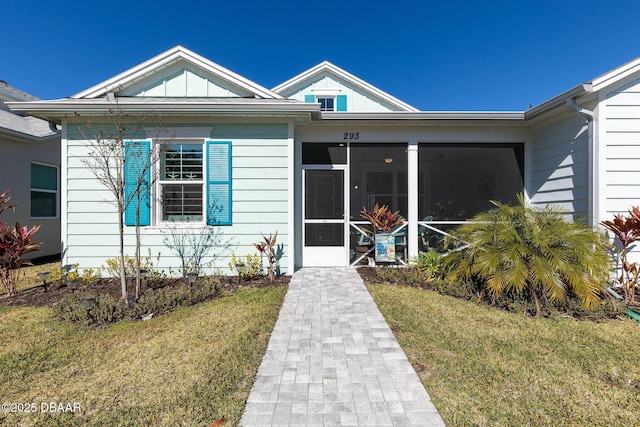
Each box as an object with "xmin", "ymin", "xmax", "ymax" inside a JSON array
[{"xmin": 375, "ymin": 233, "xmax": 395, "ymax": 262}]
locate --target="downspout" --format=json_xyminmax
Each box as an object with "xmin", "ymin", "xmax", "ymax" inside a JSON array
[{"xmin": 566, "ymin": 97, "xmax": 597, "ymax": 226}]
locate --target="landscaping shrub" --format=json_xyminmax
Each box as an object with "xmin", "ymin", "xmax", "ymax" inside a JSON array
[
  {"xmin": 445, "ymin": 194, "xmax": 612, "ymax": 317},
  {"xmin": 55, "ymin": 276, "xmax": 222, "ymax": 326}
]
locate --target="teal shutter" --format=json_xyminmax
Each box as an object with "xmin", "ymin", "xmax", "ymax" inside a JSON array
[
  {"xmin": 206, "ymin": 141, "xmax": 232, "ymax": 225},
  {"xmin": 124, "ymin": 141, "xmax": 151, "ymax": 226},
  {"xmin": 304, "ymin": 94, "xmax": 315, "ymax": 103},
  {"xmin": 336, "ymin": 95, "xmax": 347, "ymax": 111}
]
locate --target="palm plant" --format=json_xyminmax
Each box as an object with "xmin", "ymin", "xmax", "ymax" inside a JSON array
[{"xmin": 445, "ymin": 194, "xmax": 612, "ymax": 317}]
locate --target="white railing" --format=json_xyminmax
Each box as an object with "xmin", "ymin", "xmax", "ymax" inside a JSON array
[
  {"xmin": 350, "ymin": 220, "xmax": 475, "ymax": 266},
  {"xmin": 349, "ymin": 221, "xmax": 408, "ymax": 266}
]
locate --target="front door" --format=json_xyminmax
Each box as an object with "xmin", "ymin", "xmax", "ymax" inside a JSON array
[{"xmin": 302, "ymin": 166, "xmax": 347, "ymax": 266}]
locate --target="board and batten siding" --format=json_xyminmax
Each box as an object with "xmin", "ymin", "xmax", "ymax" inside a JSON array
[
  {"xmin": 601, "ymin": 78, "xmax": 640, "ymax": 216},
  {"xmin": 287, "ymin": 73, "xmax": 399, "ymax": 112},
  {"xmin": 528, "ymin": 114, "xmax": 590, "ymax": 220},
  {"xmin": 64, "ymin": 122, "xmax": 290, "ymax": 275}
]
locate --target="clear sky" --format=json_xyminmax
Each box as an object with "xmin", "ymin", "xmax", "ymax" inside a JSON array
[{"xmin": 3, "ymin": 0, "xmax": 640, "ymax": 111}]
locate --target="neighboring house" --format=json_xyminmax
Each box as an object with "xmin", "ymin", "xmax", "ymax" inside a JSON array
[
  {"xmin": 0, "ymin": 81, "xmax": 61, "ymax": 259},
  {"xmin": 7, "ymin": 46, "xmax": 640, "ymax": 272}
]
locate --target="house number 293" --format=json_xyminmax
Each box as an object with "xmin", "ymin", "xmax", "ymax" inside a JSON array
[{"xmin": 343, "ymin": 132, "xmax": 359, "ymax": 140}]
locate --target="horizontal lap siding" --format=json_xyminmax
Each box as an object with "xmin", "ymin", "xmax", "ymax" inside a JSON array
[
  {"xmin": 603, "ymin": 79, "xmax": 640, "ymax": 216},
  {"xmin": 64, "ymin": 122, "xmax": 290, "ymax": 275},
  {"xmin": 529, "ymin": 115, "xmax": 589, "ymax": 218}
]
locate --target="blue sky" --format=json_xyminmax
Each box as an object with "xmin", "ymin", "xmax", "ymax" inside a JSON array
[{"xmin": 4, "ymin": 0, "xmax": 640, "ymax": 111}]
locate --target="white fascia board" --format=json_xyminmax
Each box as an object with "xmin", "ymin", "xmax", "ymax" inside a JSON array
[
  {"xmin": 590, "ymin": 56, "xmax": 640, "ymax": 91},
  {"xmin": 320, "ymin": 111, "xmax": 525, "ymax": 121},
  {"xmin": 524, "ymin": 83, "xmax": 592, "ymax": 120},
  {"xmin": 7, "ymin": 99, "xmax": 318, "ymax": 123},
  {"xmin": 273, "ymin": 61, "xmax": 419, "ymax": 112},
  {"xmin": 72, "ymin": 46, "xmax": 282, "ymax": 100}
]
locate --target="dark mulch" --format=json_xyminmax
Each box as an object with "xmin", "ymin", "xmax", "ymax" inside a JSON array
[
  {"xmin": 0, "ymin": 275, "xmax": 290, "ymax": 308},
  {"xmin": 356, "ymin": 267, "xmax": 380, "ymax": 285}
]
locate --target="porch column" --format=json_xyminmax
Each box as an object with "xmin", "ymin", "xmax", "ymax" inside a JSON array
[{"xmin": 408, "ymin": 141, "xmax": 419, "ymax": 260}]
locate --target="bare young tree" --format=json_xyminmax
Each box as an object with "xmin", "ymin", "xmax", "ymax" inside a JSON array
[{"xmin": 77, "ymin": 103, "xmax": 166, "ymax": 301}]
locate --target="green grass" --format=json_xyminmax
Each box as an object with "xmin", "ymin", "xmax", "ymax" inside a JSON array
[
  {"xmin": 0, "ymin": 261, "xmax": 61, "ymax": 295},
  {"xmin": 368, "ymin": 284, "xmax": 640, "ymax": 427},
  {"xmin": 0, "ymin": 286, "xmax": 286, "ymax": 426}
]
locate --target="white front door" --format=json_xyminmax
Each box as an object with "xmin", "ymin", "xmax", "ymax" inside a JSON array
[{"xmin": 302, "ymin": 166, "xmax": 348, "ymax": 266}]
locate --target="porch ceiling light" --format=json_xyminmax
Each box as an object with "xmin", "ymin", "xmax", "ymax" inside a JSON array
[{"xmin": 384, "ymin": 156, "xmax": 393, "ymax": 164}]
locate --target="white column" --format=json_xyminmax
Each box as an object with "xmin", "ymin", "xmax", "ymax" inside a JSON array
[
  {"xmin": 408, "ymin": 141, "xmax": 419, "ymax": 260},
  {"xmin": 287, "ymin": 121, "xmax": 295, "ymax": 274}
]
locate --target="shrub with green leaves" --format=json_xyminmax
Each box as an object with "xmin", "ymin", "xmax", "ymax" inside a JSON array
[
  {"xmin": 445, "ymin": 194, "xmax": 613, "ymax": 317},
  {"xmin": 411, "ymin": 251, "xmax": 445, "ymax": 280}
]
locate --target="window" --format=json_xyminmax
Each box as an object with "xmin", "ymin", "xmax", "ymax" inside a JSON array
[
  {"xmin": 123, "ymin": 139, "xmax": 232, "ymax": 226},
  {"xmin": 159, "ymin": 142, "xmax": 204, "ymax": 222},
  {"xmin": 318, "ymin": 97, "xmax": 335, "ymax": 112},
  {"xmin": 31, "ymin": 163, "xmax": 58, "ymax": 218}
]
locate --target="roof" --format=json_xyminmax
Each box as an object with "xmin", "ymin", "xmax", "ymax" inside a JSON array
[
  {"xmin": 272, "ymin": 61, "xmax": 419, "ymax": 112},
  {"xmin": 0, "ymin": 82, "xmax": 58, "ymax": 141},
  {"xmin": 72, "ymin": 45, "xmax": 283, "ymax": 100},
  {"xmin": 7, "ymin": 96, "xmax": 320, "ymax": 123}
]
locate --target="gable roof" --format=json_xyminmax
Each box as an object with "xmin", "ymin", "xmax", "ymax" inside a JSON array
[
  {"xmin": 72, "ymin": 45, "xmax": 283, "ymax": 100},
  {"xmin": 272, "ymin": 61, "xmax": 419, "ymax": 112}
]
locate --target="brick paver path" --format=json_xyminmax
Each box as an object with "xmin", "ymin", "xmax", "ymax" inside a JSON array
[{"xmin": 240, "ymin": 268, "xmax": 445, "ymax": 426}]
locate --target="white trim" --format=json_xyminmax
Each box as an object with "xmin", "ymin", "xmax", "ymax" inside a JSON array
[
  {"xmin": 60, "ymin": 120, "xmax": 68, "ymax": 264},
  {"xmin": 407, "ymin": 141, "xmax": 418, "ymax": 260},
  {"xmin": 72, "ymin": 46, "xmax": 283, "ymax": 100},
  {"xmin": 287, "ymin": 121, "xmax": 295, "ymax": 274},
  {"xmin": 312, "ymin": 89, "xmax": 342, "ymax": 96}
]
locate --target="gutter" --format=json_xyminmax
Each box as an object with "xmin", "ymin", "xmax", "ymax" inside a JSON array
[
  {"xmin": 0, "ymin": 126, "xmax": 59, "ymax": 142},
  {"xmin": 566, "ymin": 97, "xmax": 594, "ymax": 120}
]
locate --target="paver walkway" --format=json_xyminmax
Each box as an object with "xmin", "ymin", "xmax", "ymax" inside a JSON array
[{"xmin": 240, "ymin": 268, "xmax": 445, "ymax": 426}]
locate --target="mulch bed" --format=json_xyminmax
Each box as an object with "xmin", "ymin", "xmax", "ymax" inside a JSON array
[{"xmin": 0, "ymin": 275, "xmax": 290, "ymax": 308}]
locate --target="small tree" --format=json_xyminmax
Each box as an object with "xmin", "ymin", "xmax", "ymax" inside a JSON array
[
  {"xmin": 446, "ymin": 194, "xmax": 612, "ymax": 317},
  {"xmin": 78, "ymin": 104, "xmax": 162, "ymax": 301},
  {"xmin": 601, "ymin": 206, "xmax": 640, "ymax": 304}
]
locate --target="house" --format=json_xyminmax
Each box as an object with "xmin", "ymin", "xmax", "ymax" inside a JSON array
[
  {"xmin": 7, "ymin": 46, "xmax": 640, "ymax": 273},
  {"xmin": 0, "ymin": 81, "xmax": 60, "ymax": 259}
]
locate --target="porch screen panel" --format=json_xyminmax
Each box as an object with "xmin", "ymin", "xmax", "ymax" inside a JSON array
[
  {"xmin": 418, "ymin": 144, "xmax": 523, "ymax": 220},
  {"xmin": 349, "ymin": 143, "xmax": 408, "ymax": 220},
  {"xmin": 304, "ymin": 169, "xmax": 344, "ymax": 246}
]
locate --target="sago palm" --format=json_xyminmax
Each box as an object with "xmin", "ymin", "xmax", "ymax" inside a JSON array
[{"xmin": 445, "ymin": 194, "xmax": 612, "ymax": 317}]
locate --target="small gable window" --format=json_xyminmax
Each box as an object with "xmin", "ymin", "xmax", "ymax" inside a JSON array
[{"xmin": 318, "ymin": 97, "xmax": 335, "ymax": 112}]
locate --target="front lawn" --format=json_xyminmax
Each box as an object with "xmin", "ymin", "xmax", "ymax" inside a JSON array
[
  {"xmin": 0, "ymin": 285, "xmax": 286, "ymax": 426},
  {"xmin": 368, "ymin": 284, "xmax": 640, "ymax": 427}
]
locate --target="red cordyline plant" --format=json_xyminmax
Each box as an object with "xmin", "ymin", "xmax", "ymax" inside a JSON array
[
  {"xmin": 254, "ymin": 231, "xmax": 278, "ymax": 282},
  {"xmin": 601, "ymin": 206, "xmax": 640, "ymax": 304},
  {"xmin": 360, "ymin": 203, "xmax": 404, "ymax": 235},
  {"xmin": 0, "ymin": 190, "xmax": 41, "ymax": 295}
]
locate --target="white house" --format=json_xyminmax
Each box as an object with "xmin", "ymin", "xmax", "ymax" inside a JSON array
[
  {"xmin": 8, "ymin": 46, "xmax": 640, "ymax": 273},
  {"xmin": 0, "ymin": 81, "xmax": 60, "ymax": 259}
]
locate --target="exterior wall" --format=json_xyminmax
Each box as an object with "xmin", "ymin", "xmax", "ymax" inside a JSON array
[
  {"xmin": 0, "ymin": 137, "xmax": 60, "ymax": 258},
  {"xmin": 121, "ymin": 63, "xmax": 254, "ymax": 97},
  {"xmin": 528, "ymin": 113, "xmax": 590, "ymax": 220},
  {"xmin": 63, "ymin": 119, "xmax": 290, "ymax": 275},
  {"xmin": 284, "ymin": 73, "xmax": 400, "ymax": 112},
  {"xmin": 600, "ymin": 77, "xmax": 640, "ymax": 217}
]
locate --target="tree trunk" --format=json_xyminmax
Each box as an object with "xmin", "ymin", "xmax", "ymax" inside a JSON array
[
  {"xmin": 118, "ymin": 201, "xmax": 128, "ymax": 302},
  {"xmin": 532, "ymin": 291, "xmax": 541, "ymax": 318}
]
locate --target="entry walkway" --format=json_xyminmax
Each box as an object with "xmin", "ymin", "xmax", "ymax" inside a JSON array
[{"xmin": 240, "ymin": 268, "xmax": 445, "ymax": 426}]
